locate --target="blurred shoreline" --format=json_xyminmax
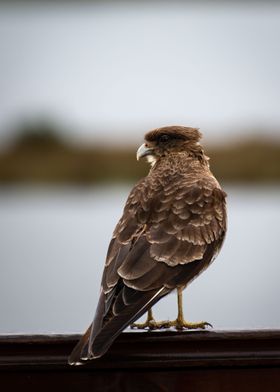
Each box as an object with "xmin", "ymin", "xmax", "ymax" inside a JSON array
[{"xmin": 0, "ymin": 127, "xmax": 279, "ymax": 185}]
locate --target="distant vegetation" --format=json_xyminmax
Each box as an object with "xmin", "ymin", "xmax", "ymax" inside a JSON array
[{"xmin": 0, "ymin": 124, "xmax": 279, "ymax": 185}]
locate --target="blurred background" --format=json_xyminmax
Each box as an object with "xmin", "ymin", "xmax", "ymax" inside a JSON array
[{"xmin": 0, "ymin": 0, "xmax": 279, "ymax": 334}]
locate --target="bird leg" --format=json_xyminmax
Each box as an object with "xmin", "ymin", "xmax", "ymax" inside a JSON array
[
  {"xmin": 164, "ymin": 287, "xmax": 212, "ymax": 330},
  {"xmin": 130, "ymin": 308, "xmax": 169, "ymax": 330},
  {"xmin": 130, "ymin": 288, "xmax": 212, "ymax": 330}
]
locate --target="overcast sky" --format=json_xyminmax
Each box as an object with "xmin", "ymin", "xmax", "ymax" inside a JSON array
[{"xmin": 0, "ymin": 2, "xmax": 280, "ymax": 146}]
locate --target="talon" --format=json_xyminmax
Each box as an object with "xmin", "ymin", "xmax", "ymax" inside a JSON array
[
  {"xmin": 130, "ymin": 289, "xmax": 213, "ymax": 332},
  {"xmin": 130, "ymin": 319, "xmax": 170, "ymax": 330},
  {"xmin": 130, "ymin": 309, "xmax": 172, "ymax": 330},
  {"xmin": 130, "ymin": 321, "xmax": 152, "ymax": 329},
  {"xmin": 175, "ymin": 320, "xmax": 213, "ymax": 330}
]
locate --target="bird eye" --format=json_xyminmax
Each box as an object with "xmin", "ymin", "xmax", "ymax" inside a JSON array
[{"xmin": 158, "ymin": 134, "xmax": 170, "ymax": 143}]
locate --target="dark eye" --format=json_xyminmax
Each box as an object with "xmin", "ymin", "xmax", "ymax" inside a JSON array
[{"xmin": 158, "ymin": 134, "xmax": 170, "ymax": 143}]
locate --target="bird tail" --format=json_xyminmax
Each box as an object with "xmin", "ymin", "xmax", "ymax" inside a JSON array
[
  {"xmin": 68, "ymin": 286, "xmax": 168, "ymax": 365},
  {"xmin": 68, "ymin": 323, "xmax": 92, "ymax": 366},
  {"xmin": 68, "ymin": 290, "xmax": 107, "ymax": 365}
]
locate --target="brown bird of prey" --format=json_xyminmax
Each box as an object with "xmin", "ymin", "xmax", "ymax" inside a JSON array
[{"xmin": 68, "ymin": 125, "xmax": 227, "ymax": 365}]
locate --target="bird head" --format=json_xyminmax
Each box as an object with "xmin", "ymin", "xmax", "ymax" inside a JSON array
[{"xmin": 137, "ymin": 126, "xmax": 203, "ymax": 165}]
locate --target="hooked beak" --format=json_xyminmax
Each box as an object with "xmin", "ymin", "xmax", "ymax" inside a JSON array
[{"xmin": 136, "ymin": 143, "xmax": 154, "ymax": 161}]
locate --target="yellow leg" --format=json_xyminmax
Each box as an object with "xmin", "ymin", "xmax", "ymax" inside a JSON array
[
  {"xmin": 167, "ymin": 287, "xmax": 212, "ymax": 330},
  {"xmin": 130, "ymin": 288, "xmax": 212, "ymax": 330}
]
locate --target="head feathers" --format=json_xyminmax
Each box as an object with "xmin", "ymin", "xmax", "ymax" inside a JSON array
[{"xmin": 145, "ymin": 126, "xmax": 202, "ymax": 143}]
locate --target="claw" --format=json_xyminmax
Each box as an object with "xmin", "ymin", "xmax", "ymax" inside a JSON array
[
  {"xmin": 171, "ymin": 320, "xmax": 213, "ymax": 330},
  {"xmin": 130, "ymin": 309, "xmax": 170, "ymax": 330},
  {"xmin": 130, "ymin": 318, "xmax": 169, "ymax": 330},
  {"xmin": 131, "ymin": 318, "xmax": 212, "ymax": 331},
  {"xmin": 130, "ymin": 289, "xmax": 213, "ymax": 332}
]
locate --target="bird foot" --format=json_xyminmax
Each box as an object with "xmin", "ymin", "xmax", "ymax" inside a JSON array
[
  {"xmin": 131, "ymin": 317, "xmax": 212, "ymax": 331},
  {"xmin": 130, "ymin": 317, "xmax": 170, "ymax": 330},
  {"xmin": 162, "ymin": 318, "xmax": 213, "ymax": 330}
]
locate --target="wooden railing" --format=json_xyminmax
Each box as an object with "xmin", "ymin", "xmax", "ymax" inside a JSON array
[{"xmin": 1, "ymin": 330, "xmax": 280, "ymax": 391}]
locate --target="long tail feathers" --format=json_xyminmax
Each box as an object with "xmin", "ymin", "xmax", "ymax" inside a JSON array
[
  {"xmin": 68, "ymin": 323, "xmax": 92, "ymax": 365},
  {"xmin": 68, "ymin": 286, "xmax": 168, "ymax": 365}
]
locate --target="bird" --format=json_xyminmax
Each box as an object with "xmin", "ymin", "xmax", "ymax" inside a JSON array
[{"xmin": 68, "ymin": 125, "xmax": 227, "ymax": 365}]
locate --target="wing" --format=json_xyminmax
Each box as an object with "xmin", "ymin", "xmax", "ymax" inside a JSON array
[{"xmin": 68, "ymin": 174, "xmax": 226, "ymax": 364}]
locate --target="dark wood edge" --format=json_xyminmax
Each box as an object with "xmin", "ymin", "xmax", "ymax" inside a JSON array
[{"xmin": 1, "ymin": 330, "xmax": 280, "ymax": 371}]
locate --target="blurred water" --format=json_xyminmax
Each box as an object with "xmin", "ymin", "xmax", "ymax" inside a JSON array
[{"xmin": 0, "ymin": 184, "xmax": 279, "ymax": 334}]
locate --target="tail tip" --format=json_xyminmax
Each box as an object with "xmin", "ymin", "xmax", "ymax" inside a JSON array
[{"xmin": 68, "ymin": 359, "xmax": 84, "ymax": 366}]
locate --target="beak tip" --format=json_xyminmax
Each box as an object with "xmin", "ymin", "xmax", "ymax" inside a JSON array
[
  {"xmin": 136, "ymin": 143, "xmax": 154, "ymax": 161},
  {"xmin": 136, "ymin": 143, "xmax": 147, "ymax": 161}
]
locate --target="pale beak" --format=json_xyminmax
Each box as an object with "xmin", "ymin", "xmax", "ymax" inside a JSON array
[{"xmin": 136, "ymin": 143, "xmax": 154, "ymax": 161}]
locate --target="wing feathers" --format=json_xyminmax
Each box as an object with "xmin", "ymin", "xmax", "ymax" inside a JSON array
[
  {"xmin": 123, "ymin": 263, "xmax": 171, "ymax": 291},
  {"xmin": 117, "ymin": 237, "xmax": 153, "ymax": 280}
]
